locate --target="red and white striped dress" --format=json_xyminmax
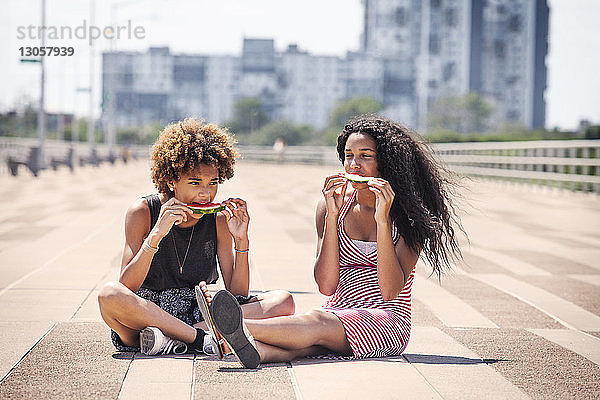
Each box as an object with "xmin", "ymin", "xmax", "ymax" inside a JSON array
[{"xmin": 322, "ymin": 189, "xmax": 415, "ymax": 358}]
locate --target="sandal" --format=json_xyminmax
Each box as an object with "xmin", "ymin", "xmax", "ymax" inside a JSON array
[
  {"xmin": 194, "ymin": 285, "xmax": 226, "ymax": 359},
  {"xmin": 210, "ymin": 290, "xmax": 260, "ymax": 369}
]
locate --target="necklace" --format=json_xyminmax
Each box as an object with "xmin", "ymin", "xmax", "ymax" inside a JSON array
[{"xmin": 172, "ymin": 223, "xmax": 195, "ymax": 274}]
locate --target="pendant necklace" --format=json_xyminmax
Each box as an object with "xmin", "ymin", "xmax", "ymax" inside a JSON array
[{"xmin": 172, "ymin": 223, "xmax": 195, "ymax": 274}]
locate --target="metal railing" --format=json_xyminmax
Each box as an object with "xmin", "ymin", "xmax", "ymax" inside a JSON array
[
  {"xmin": 2, "ymin": 138, "xmax": 599, "ymax": 193},
  {"xmin": 237, "ymin": 141, "xmax": 600, "ymax": 193},
  {"xmin": 433, "ymin": 140, "xmax": 600, "ymax": 193},
  {"xmin": 0, "ymin": 137, "xmax": 150, "ymax": 176}
]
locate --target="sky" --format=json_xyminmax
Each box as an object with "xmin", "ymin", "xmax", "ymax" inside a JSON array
[{"xmin": 1, "ymin": 0, "xmax": 599, "ymax": 131}]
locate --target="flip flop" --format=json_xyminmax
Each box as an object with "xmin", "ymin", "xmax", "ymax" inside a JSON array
[
  {"xmin": 194, "ymin": 285, "xmax": 226, "ymax": 359},
  {"xmin": 210, "ymin": 290, "xmax": 260, "ymax": 369}
]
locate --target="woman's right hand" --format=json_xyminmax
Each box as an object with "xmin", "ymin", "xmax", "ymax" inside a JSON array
[
  {"xmin": 151, "ymin": 197, "xmax": 192, "ymax": 240},
  {"xmin": 322, "ymin": 173, "xmax": 348, "ymax": 218}
]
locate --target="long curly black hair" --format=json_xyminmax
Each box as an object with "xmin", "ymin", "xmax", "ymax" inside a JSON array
[{"xmin": 337, "ymin": 115, "xmax": 463, "ymax": 277}]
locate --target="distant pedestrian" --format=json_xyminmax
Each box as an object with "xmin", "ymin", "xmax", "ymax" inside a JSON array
[
  {"xmin": 97, "ymin": 118, "xmax": 294, "ymax": 356},
  {"xmin": 200, "ymin": 115, "xmax": 464, "ymax": 367},
  {"xmin": 272, "ymin": 137, "xmax": 287, "ymax": 163}
]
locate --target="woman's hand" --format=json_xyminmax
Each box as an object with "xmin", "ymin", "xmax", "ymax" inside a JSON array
[
  {"xmin": 322, "ymin": 173, "xmax": 348, "ymax": 218},
  {"xmin": 368, "ymin": 178, "xmax": 395, "ymax": 224},
  {"xmin": 151, "ymin": 197, "xmax": 191, "ymax": 240},
  {"xmin": 222, "ymin": 198, "xmax": 250, "ymax": 241}
]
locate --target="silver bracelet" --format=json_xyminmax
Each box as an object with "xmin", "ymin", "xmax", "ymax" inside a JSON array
[
  {"xmin": 234, "ymin": 248, "xmax": 249, "ymax": 253},
  {"xmin": 142, "ymin": 238, "xmax": 159, "ymax": 254}
]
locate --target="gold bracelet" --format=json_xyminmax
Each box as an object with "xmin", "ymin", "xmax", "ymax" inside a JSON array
[{"xmin": 142, "ymin": 238, "xmax": 159, "ymax": 254}]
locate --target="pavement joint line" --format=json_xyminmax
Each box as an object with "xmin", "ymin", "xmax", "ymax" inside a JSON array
[
  {"xmin": 69, "ymin": 258, "xmax": 119, "ymax": 321},
  {"xmin": 0, "ymin": 214, "xmax": 120, "ymax": 298},
  {"xmin": 190, "ymin": 354, "xmax": 197, "ymax": 400},
  {"xmin": 402, "ymin": 354, "xmax": 445, "ymax": 399},
  {"xmin": 413, "ymin": 272, "xmax": 499, "ymax": 329},
  {"xmin": 464, "ymin": 245, "xmax": 551, "ymax": 276},
  {"xmin": 0, "ymin": 321, "xmax": 58, "ymax": 383},
  {"xmin": 467, "ymin": 273, "xmax": 596, "ymax": 331},
  {"xmin": 116, "ymin": 352, "xmax": 135, "ymax": 400},
  {"xmin": 527, "ymin": 328, "xmax": 600, "ymax": 367},
  {"xmin": 286, "ymin": 361, "xmax": 303, "ymax": 400}
]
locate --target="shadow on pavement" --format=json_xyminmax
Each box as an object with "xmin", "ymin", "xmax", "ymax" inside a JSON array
[{"xmin": 403, "ymin": 353, "xmax": 505, "ymax": 365}]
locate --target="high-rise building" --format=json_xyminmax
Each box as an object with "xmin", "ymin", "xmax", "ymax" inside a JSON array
[
  {"xmin": 362, "ymin": 0, "xmax": 549, "ymax": 130},
  {"xmin": 101, "ymin": 1, "xmax": 549, "ymax": 134}
]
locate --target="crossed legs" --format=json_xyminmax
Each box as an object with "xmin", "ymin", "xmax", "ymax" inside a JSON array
[
  {"xmin": 245, "ymin": 310, "xmax": 353, "ymax": 363},
  {"xmin": 97, "ymin": 281, "xmax": 295, "ymax": 348}
]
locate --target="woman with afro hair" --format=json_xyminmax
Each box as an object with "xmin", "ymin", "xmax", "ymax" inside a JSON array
[
  {"xmin": 202, "ymin": 115, "xmax": 463, "ymax": 368},
  {"xmin": 98, "ymin": 118, "xmax": 294, "ymax": 356}
]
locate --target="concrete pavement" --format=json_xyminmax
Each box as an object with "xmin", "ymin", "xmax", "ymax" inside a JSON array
[{"xmin": 0, "ymin": 160, "xmax": 598, "ymax": 399}]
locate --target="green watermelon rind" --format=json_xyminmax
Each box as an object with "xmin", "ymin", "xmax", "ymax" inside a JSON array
[
  {"xmin": 344, "ymin": 172, "xmax": 371, "ymax": 183},
  {"xmin": 187, "ymin": 204, "xmax": 226, "ymax": 214}
]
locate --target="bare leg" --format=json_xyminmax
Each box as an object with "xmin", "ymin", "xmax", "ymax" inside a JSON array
[
  {"xmin": 245, "ymin": 310, "xmax": 352, "ymax": 356},
  {"xmin": 255, "ymin": 340, "xmax": 324, "ymax": 363},
  {"xmin": 197, "ymin": 286, "xmax": 349, "ymax": 361},
  {"xmin": 241, "ymin": 290, "xmax": 295, "ymax": 319},
  {"xmin": 98, "ymin": 281, "xmax": 197, "ymax": 347}
]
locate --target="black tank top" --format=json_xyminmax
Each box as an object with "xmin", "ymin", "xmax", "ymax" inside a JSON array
[{"xmin": 141, "ymin": 194, "xmax": 219, "ymax": 291}]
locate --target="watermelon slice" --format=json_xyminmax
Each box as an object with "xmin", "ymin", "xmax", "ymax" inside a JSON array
[
  {"xmin": 344, "ymin": 172, "xmax": 372, "ymax": 183},
  {"xmin": 186, "ymin": 202, "xmax": 226, "ymax": 214}
]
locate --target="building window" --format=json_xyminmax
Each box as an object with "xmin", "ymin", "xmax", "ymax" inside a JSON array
[
  {"xmin": 443, "ymin": 62, "xmax": 455, "ymax": 82},
  {"xmin": 508, "ymin": 15, "xmax": 522, "ymax": 32},
  {"xmin": 429, "ymin": 35, "xmax": 441, "ymax": 55},
  {"xmin": 445, "ymin": 8, "xmax": 456, "ymax": 27},
  {"xmin": 395, "ymin": 7, "xmax": 407, "ymax": 26},
  {"xmin": 494, "ymin": 40, "xmax": 505, "ymax": 59}
]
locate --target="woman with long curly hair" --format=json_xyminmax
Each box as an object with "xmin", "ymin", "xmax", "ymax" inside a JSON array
[
  {"xmin": 201, "ymin": 114, "xmax": 463, "ymax": 368},
  {"xmin": 97, "ymin": 118, "xmax": 294, "ymax": 357}
]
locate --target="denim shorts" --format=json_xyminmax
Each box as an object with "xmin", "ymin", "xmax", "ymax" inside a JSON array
[{"xmin": 111, "ymin": 286, "xmax": 256, "ymax": 352}]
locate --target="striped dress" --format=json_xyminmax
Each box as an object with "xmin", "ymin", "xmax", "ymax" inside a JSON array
[{"xmin": 322, "ymin": 189, "xmax": 415, "ymax": 358}]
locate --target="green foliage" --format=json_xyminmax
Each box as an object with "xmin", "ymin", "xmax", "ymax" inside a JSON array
[
  {"xmin": 0, "ymin": 105, "xmax": 37, "ymax": 136},
  {"xmin": 225, "ymin": 98, "xmax": 270, "ymax": 135},
  {"xmin": 321, "ymin": 97, "xmax": 384, "ymax": 145},
  {"xmin": 585, "ymin": 125, "xmax": 600, "ymax": 139},
  {"xmin": 116, "ymin": 122, "xmax": 162, "ymax": 145},
  {"xmin": 425, "ymin": 128, "xmax": 581, "ymax": 143},
  {"xmin": 246, "ymin": 120, "xmax": 313, "ymax": 146},
  {"xmin": 427, "ymin": 92, "xmax": 492, "ymax": 133},
  {"xmin": 328, "ymin": 97, "xmax": 384, "ymax": 130}
]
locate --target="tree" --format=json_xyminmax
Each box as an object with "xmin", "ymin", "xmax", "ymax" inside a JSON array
[
  {"xmin": 225, "ymin": 98, "xmax": 269, "ymax": 135},
  {"xmin": 328, "ymin": 97, "xmax": 384, "ymax": 130},
  {"xmin": 323, "ymin": 97, "xmax": 384, "ymax": 145},
  {"xmin": 248, "ymin": 120, "xmax": 312, "ymax": 146},
  {"xmin": 427, "ymin": 92, "xmax": 492, "ymax": 133}
]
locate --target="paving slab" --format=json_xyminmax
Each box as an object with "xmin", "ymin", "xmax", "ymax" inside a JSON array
[
  {"xmin": 0, "ymin": 321, "xmax": 55, "ymax": 381},
  {"xmin": 444, "ymin": 327, "xmax": 600, "ymax": 400},
  {"xmin": 120, "ymin": 354, "xmax": 195, "ymax": 400},
  {"xmin": 404, "ymin": 327, "xmax": 530, "ymax": 399},
  {"xmin": 413, "ymin": 273, "xmax": 498, "ymax": 328},
  {"xmin": 462, "ymin": 247, "xmax": 550, "ymax": 276},
  {"xmin": 428, "ymin": 271, "xmax": 563, "ymax": 330},
  {"xmin": 528, "ymin": 329, "xmax": 600, "ymax": 366},
  {"xmin": 0, "ymin": 322, "xmax": 133, "ymax": 399},
  {"xmin": 469, "ymin": 273, "xmax": 600, "ymax": 331},
  {"xmin": 193, "ymin": 358, "xmax": 296, "ymax": 400},
  {"xmin": 567, "ymin": 274, "xmax": 600, "ymax": 286},
  {"xmin": 291, "ymin": 357, "xmax": 442, "ymax": 399}
]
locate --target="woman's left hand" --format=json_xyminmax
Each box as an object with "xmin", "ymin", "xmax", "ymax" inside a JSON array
[
  {"xmin": 367, "ymin": 178, "xmax": 395, "ymax": 224},
  {"xmin": 222, "ymin": 198, "xmax": 250, "ymax": 240}
]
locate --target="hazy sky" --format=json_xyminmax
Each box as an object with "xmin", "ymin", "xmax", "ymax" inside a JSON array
[{"xmin": 1, "ymin": 0, "xmax": 599, "ymax": 130}]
